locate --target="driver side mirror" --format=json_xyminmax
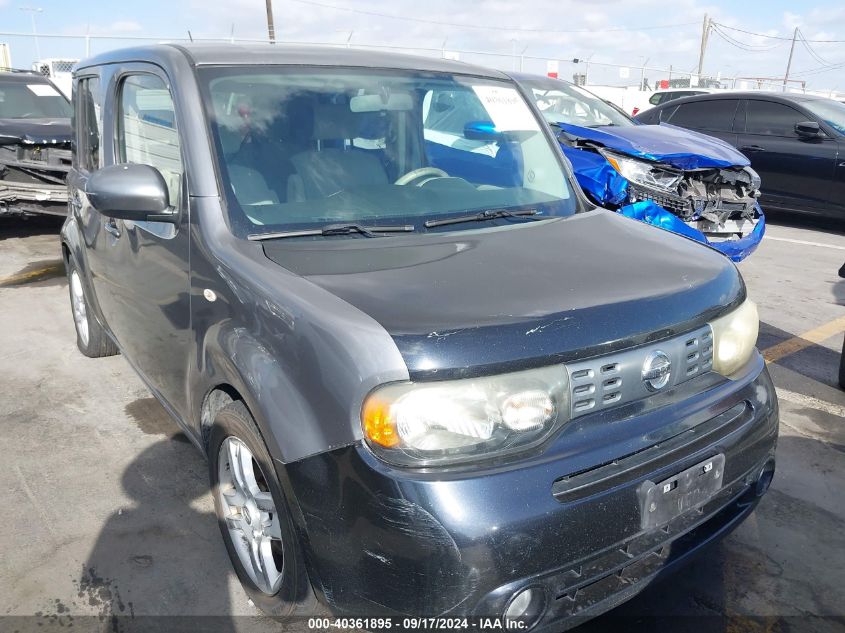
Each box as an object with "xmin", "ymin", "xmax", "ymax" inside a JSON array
[
  {"xmin": 795, "ymin": 121, "xmax": 823, "ymax": 139},
  {"xmin": 85, "ymin": 163, "xmax": 178, "ymax": 223}
]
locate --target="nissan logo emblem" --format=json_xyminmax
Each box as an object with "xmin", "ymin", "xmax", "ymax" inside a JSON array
[{"xmin": 642, "ymin": 350, "xmax": 672, "ymax": 391}]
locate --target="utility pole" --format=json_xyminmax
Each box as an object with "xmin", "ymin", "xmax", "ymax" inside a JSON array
[
  {"xmin": 265, "ymin": 0, "xmax": 276, "ymax": 44},
  {"xmin": 640, "ymin": 57, "xmax": 649, "ymax": 91},
  {"xmin": 696, "ymin": 13, "xmax": 710, "ymax": 76},
  {"xmin": 783, "ymin": 27, "xmax": 798, "ymax": 91}
]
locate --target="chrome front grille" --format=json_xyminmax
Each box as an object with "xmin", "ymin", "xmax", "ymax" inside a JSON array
[
  {"xmin": 683, "ymin": 330, "xmax": 714, "ymax": 379},
  {"xmin": 565, "ymin": 325, "xmax": 714, "ymax": 419}
]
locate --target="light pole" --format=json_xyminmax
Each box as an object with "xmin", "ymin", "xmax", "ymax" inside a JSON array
[
  {"xmin": 265, "ymin": 0, "xmax": 276, "ymax": 43},
  {"xmin": 19, "ymin": 6, "xmax": 43, "ymax": 60}
]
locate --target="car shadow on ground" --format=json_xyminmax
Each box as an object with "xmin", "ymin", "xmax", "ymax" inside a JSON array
[
  {"xmin": 758, "ymin": 320, "xmax": 843, "ymax": 391},
  {"xmin": 763, "ymin": 211, "xmax": 845, "ymax": 237},
  {"xmin": 0, "ymin": 215, "xmax": 64, "ymax": 240},
  {"xmin": 578, "ymin": 432, "xmax": 845, "ymax": 633},
  {"xmin": 42, "ymin": 433, "xmax": 838, "ymax": 633}
]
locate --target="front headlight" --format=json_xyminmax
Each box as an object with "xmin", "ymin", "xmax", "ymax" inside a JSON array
[
  {"xmin": 744, "ymin": 166, "xmax": 762, "ymax": 192},
  {"xmin": 602, "ymin": 150, "xmax": 683, "ymax": 193},
  {"xmin": 709, "ymin": 299, "xmax": 759, "ymax": 377},
  {"xmin": 362, "ymin": 365, "xmax": 569, "ymax": 466}
]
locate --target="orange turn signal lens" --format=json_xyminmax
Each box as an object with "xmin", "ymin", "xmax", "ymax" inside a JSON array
[
  {"xmin": 362, "ymin": 397, "xmax": 400, "ymax": 448},
  {"xmin": 605, "ymin": 154, "xmax": 621, "ymax": 173}
]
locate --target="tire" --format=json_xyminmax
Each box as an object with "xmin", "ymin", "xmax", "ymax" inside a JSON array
[
  {"xmin": 208, "ymin": 401, "xmax": 318, "ymax": 616},
  {"xmin": 66, "ymin": 258, "xmax": 119, "ymax": 358}
]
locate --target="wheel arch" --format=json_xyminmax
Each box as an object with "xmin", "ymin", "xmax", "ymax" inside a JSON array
[{"xmin": 199, "ymin": 383, "xmax": 244, "ymax": 454}]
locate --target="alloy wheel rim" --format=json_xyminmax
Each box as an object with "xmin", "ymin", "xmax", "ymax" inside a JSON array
[
  {"xmin": 70, "ymin": 271, "xmax": 89, "ymax": 347},
  {"xmin": 217, "ymin": 437, "xmax": 284, "ymax": 595}
]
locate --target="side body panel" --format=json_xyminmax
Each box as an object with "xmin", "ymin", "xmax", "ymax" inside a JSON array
[
  {"xmin": 67, "ymin": 48, "xmax": 412, "ymax": 464},
  {"xmin": 737, "ymin": 98, "xmax": 839, "ymax": 215}
]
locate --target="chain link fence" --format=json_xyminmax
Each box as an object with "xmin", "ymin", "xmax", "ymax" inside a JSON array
[{"xmin": 1, "ymin": 30, "xmax": 840, "ymax": 100}]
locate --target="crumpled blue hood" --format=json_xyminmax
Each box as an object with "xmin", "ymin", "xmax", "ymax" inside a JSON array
[{"xmin": 557, "ymin": 122, "xmax": 750, "ymax": 170}]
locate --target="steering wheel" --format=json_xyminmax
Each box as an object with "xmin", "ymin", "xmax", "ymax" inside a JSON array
[{"xmin": 394, "ymin": 167, "xmax": 448, "ymax": 186}]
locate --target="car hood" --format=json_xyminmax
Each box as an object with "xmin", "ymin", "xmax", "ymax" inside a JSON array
[
  {"xmin": 262, "ymin": 210, "xmax": 743, "ymax": 377},
  {"xmin": 0, "ymin": 118, "xmax": 72, "ymax": 145},
  {"xmin": 557, "ymin": 122, "xmax": 749, "ymax": 170}
]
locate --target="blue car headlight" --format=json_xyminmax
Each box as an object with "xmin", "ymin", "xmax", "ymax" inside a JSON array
[{"xmin": 601, "ymin": 150, "xmax": 683, "ymax": 193}]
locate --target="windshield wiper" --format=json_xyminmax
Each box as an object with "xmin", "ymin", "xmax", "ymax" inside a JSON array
[
  {"xmin": 248, "ymin": 223, "xmax": 415, "ymax": 241},
  {"xmin": 424, "ymin": 209, "xmax": 541, "ymax": 228}
]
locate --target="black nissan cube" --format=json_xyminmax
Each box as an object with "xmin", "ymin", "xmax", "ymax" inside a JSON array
[{"xmin": 62, "ymin": 44, "xmax": 778, "ymax": 629}]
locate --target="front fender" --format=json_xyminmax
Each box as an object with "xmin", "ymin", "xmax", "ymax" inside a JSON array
[{"xmin": 188, "ymin": 196, "xmax": 410, "ymax": 466}]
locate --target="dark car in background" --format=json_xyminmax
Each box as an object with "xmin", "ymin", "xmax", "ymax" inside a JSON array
[
  {"xmin": 0, "ymin": 69, "xmax": 73, "ymax": 217},
  {"xmin": 63, "ymin": 44, "xmax": 778, "ymax": 629},
  {"xmin": 635, "ymin": 92, "xmax": 845, "ymax": 220},
  {"xmin": 511, "ymin": 74, "xmax": 764, "ymax": 261}
]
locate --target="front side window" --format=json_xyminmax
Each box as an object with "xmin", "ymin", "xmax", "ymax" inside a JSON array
[
  {"xmin": 802, "ymin": 99, "xmax": 845, "ymax": 136},
  {"xmin": 667, "ymin": 99, "xmax": 739, "ymax": 132},
  {"xmin": 0, "ymin": 79, "xmax": 72, "ymax": 119},
  {"xmin": 76, "ymin": 77, "xmax": 101, "ymax": 172},
  {"xmin": 117, "ymin": 74, "xmax": 183, "ymax": 208},
  {"xmin": 743, "ymin": 100, "xmax": 805, "ymax": 137},
  {"xmin": 201, "ymin": 68, "xmax": 576, "ymax": 236}
]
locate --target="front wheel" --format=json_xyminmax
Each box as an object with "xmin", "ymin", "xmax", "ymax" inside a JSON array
[{"xmin": 209, "ymin": 401, "xmax": 317, "ymax": 615}]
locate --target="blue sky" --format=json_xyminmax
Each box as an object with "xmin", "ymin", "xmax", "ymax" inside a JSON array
[{"xmin": 1, "ymin": 0, "xmax": 843, "ymax": 91}]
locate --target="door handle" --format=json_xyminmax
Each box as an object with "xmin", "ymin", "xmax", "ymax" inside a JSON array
[
  {"xmin": 104, "ymin": 218, "xmax": 121, "ymax": 238},
  {"xmin": 741, "ymin": 145, "xmax": 765, "ymax": 153}
]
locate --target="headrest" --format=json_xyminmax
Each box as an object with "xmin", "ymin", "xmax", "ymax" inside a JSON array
[{"xmin": 311, "ymin": 104, "xmax": 365, "ymax": 140}]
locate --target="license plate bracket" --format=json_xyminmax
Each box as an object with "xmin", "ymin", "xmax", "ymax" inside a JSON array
[{"xmin": 640, "ymin": 454, "xmax": 725, "ymax": 530}]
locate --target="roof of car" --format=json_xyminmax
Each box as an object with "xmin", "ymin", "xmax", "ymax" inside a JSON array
[
  {"xmin": 77, "ymin": 43, "xmax": 510, "ymax": 79},
  {"xmin": 649, "ymin": 90, "xmax": 832, "ymax": 108}
]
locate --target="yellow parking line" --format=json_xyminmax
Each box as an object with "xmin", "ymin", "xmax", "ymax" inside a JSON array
[
  {"xmin": 0, "ymin": 263, "xmax": 64, "ymax": 287},
  {"xmin": 762, "ymin": 314, "xmax": 845, "ymax": 364}
]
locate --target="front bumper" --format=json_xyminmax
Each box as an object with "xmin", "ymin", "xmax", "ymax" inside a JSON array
[
  {"xmin": 0, "ymin": 180, "xmax": 68, "ymax": 216},
  {"xmin": 284, "ymin": 356, "xmax": 778, "ymax": 627},
  {"xmin": 619, "ymin": 200, "xmax": 765, "ymax": 263}
]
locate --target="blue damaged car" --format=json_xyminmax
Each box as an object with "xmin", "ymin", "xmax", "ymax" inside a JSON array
[{"xmin": 511, "ymin": 74, "xmax": 765, "ymax": 261}]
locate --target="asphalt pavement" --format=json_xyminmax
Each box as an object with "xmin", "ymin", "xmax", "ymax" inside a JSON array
[{"xmin": 0, "ymin": 212, "xmax": 843, "ymax": 633}]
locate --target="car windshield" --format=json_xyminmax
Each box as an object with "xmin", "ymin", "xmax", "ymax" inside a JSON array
[
  {"xmin": 519, "ymin": 78, "xmax": 633, "ymax": 129},
  {"xmin": 0, "ymin": 80, "xmax": 71, "ymax": 118},
  {"xmin": 802, "ymin": 99, "xmax": 845, "ymax": 136},
  {"xmin": 200, "ymin": 67, "xmax": 576, "ymax": 236}
]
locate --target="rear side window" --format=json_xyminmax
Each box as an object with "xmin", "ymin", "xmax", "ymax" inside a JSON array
[
  {"xmin": 743, "ymin": 100, "xmax": 805, "ymax": 137},
  {"xmin": 76, "ymin": 77, "xmax": 101, "ymax": 172},
  {"xmin": 649, "ymin": 93, "xmax": 662, "ymax": 106},
  {"xmin": 116, "ymin": 74, "xmax": 183, "ymax": 208},
  {"xmin": 667, "ymin": 99, "xmax": 739, "ymax": 132}
]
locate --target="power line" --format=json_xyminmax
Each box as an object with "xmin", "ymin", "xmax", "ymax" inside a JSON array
[
  {"xmin": 797, "ymin": 28, "xmax": 837, "ymax": 66},
  {"xmin": 287, "ymin": 0, "xmax": 698, "ymax": 34},
  {"xmin": 713, "ymin": 22, "xmax": 845, "ymax": 43},
  {"xmin": 790, "ymin": 61, "xmax": 845, "ymax": 78},
  {"xmin": 710, "ymin": 24, "xmax": 784, "ymax": 51}
]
